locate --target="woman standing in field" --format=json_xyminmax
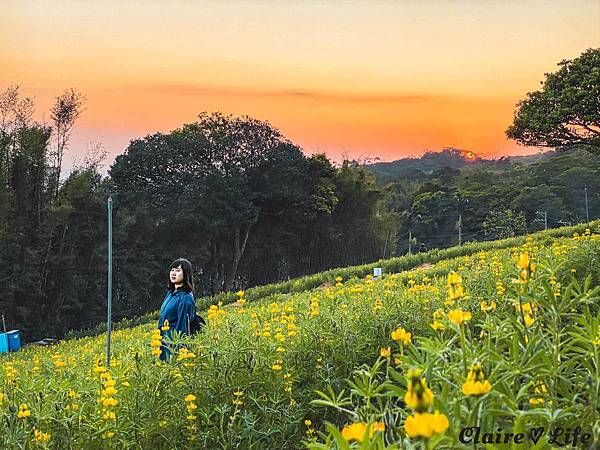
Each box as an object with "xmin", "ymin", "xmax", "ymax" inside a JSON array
[{"xmin": 157, "ymin": 258, "xmax": 197, "ymax": 362}]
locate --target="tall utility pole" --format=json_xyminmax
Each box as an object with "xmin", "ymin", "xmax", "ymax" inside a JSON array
[
  {"xmin": 535, "ymin": 210, "xmax": 548, "ymax": 230},
  {"xmin": 382, "ymin": 227, "xmax": 390, "ymax": 259},
  {"xmin": 406, "ymin": 213, "xmax": 421, "ymax": 256},
  {"xmin": 584, "ymin": 185, "xmax": 590, "ymax": 225},
  {"xmin": 106, "ymin": 192, "xmax": 113, "ymax": 368},
  {"xmin": 456, "ymin": 197, "xmax": 468, "ymax": 246},
  {"xmin": 457, "ymin": 213, "xmax": 462, "ymax": 246}
]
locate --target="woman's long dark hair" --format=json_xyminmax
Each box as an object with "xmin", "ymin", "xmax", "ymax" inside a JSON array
[{"xmin": 167, "ymin": 258, "xmax": 194, "ymax": 292}]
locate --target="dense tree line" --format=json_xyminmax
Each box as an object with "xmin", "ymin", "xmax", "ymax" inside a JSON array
[
  {"xmin": 107, "ymin": 111, "xmax": 388, "ymax": 324},
  {"xmin": 375, "ymin": 148, "xmax": 600, "ymax": 255},
  {"xmin": 0, "ymin": 86, "xmax": 108, "ymax": 341},
  {"xmin": 0, "ymin": 92, "xmax": 386, "ymax": 341}
]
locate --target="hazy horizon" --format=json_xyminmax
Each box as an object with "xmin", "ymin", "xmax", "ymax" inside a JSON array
[{"xmin": 2, "ymin": 0, "xmax": 599, "ymax": 174}]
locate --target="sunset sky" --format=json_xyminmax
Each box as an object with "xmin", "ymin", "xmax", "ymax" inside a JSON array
[{"xmin": 1, "ymin": 0, "xmax": 599, "ymax": 173}]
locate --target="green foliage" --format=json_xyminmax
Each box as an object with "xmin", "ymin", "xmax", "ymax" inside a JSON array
[
  {"xmin": 369, "ymin": 148, "xmax": 600, "ymax": 253},
  {"xmin": 506, "ymin": 47, "xmax": 600, "ymax": 153},
  {"xmin": 0, "ymin": 95, "xmax": 396, "ymax": 341},
  {"xmin": 65, "ymin": 220, "xmax": 600, "ymax": 340},
  {"xmin": 483, "ymin": 209, "xmax": 527, "ymax": 239},
  {"xmin": 308, "ymin": 233, "xmax": 600, "ymax": 449},
  {"xmin": 1, "ymin": 226, "xmax": 599, "ymax": 449}
]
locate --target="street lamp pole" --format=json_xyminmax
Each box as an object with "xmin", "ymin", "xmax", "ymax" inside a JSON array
[
  {"xmin": 584, "ymin": 185, "xmax": 590, "ymax": 225},
  {"xmin": 106, "ymin": 192, "xmax": 113, "ymax": 368}
]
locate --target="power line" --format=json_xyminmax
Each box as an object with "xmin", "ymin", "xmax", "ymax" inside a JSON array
[{"xmin": 406, "ymin": 231, "xmax": 482, "ymax": 239}]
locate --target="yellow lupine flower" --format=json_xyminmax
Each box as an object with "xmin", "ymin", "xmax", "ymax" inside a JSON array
[
  {"xmin": 17, "ymin": 403, "xmax": 31, "ymax": 419},
  {"xmin": 514, "ymin": 302, "xmax": 537, "ymax": 315},
  {"xmin": 517, "ymin": 252, "xmax": 530, "ymax": 270},
  {"xmin": 514, "ymin": 252, "xmax": 535, "ymax": 284},
  {"xmin": 371, "ymin": 422, "xmax": 385, "ymax": 434},
  {"xmin": 372, "ymin": 298, "xmax": 382, "ymax": 312},
  {"xmin": 342, "ymin": 422, "xmax": 366, "ymax": 442},
  {"xmin": 341, "ymin": 422, "xmax": 385, "ymax": 442},
  {"xmin": 462, "ymin": 364, "xmax": 492, "ymax": 396},
  {"xmin": 447, "ymin": 309, "xmax": 472, "ymax": 325},
  {"xmin": 102, "ymin": 397, "xmax": 118, "ymax": 408},
  {"xmin": 447, "ymin": 271, "xmax": 462, "ymax": 286},
  {"xmin": 446, "ymin": 271, "xmax": 464, "ymax": 303},
  {"xmin": 150, "ymin": 327, "xmax": 163, "ymax": 352},
  {"xmin": 102, "ymin": 387, "xmax": 117, "ymax": 396},
  {"xmin": 404, "ymin": 368, "xmax": 434, "ymax": 413},
  {"xmin": 433, "ymin": 309, "xmax": 445, "ymax": 319},
  {"xmin": 34, "ymin": 429, "xmax": 51, "ymax": 442},
  {"xmin": 178, "ymin": 348, "xmax": 196, "ymax": 360},
  {"xmin": 102, "ymin": 410, "xmax": 116, "ymax": 421},
  {"xmin": 185, "ymin": 394, "xmax": 197, "ymax": 402},
  {"xmin": 391, "ymin": 327, "xmax": 412, "ymax": 345},
  {"xmin": 430, "ymin": 321, "xmax": 445, "ymax": 331},
  {"xmin": 404, "ymin": 411, "xmax": 449, "ymax": 438},
  {"xmin": 529, "ymin": 381, "xmax": 548, "ymax": 405},
  {"xmin": 480, "ymin": 301, "xmax": 496, "ymax": 312},
  {"xmin": 524, "ymin": 314, "xmax": 535, "ymax": 327},
  {"xmin": 380, "ymin": 346, "xmax": 391, "ymax": 358}
]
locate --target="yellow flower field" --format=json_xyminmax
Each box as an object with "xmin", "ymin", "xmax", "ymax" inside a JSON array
[{"xmin": 1, "ymin": 227, "xmax": 599, "ymax": 449}]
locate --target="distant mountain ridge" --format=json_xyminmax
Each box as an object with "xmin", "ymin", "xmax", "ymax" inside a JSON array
[{"xmin": 364, "ymin": 147, "xmax": 558, "ymax": 185}]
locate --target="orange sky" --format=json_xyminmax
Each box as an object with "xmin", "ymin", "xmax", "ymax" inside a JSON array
[{"xmin": 1, "ymin": 0, "xmax": 599, "ymax": 172}]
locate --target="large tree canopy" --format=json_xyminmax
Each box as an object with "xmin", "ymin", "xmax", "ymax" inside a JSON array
[
  {"xmin": 507, "ymin": 47, "xmax": 600, "ymax": 154},
  {"xmin": 108, "ymin": 111, "xmax": 377, "ymax": 296}
]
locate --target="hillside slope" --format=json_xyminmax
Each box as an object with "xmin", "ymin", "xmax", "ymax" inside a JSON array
[{"xmin": 2, "ymin": 222, "xmax": 599, "ymax": 449}]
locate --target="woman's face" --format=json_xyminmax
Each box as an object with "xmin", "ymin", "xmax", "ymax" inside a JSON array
[{"xmin": 170, "ymin": 265, "xmax": 184, "ymax": 286}]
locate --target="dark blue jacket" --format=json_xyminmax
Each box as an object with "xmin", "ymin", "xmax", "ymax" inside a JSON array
[{"xmin": 157, "ymin": 288, "xmax": 196, "ymax": 361}]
